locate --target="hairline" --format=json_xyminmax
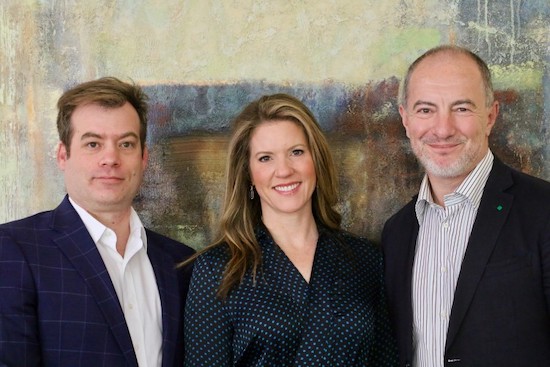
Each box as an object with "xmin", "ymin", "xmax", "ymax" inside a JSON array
[{"xmin": 399, "ymin": 45, "xmax": 495, "ymax": 109}]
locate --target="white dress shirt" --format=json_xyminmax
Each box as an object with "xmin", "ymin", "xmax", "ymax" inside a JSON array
[
  {"xmin": 412, "ymin": 150, "xmax": 494, "ymax": 367},
  {"xmin": 70, "ymin": 198, "xmax": 163, "ymax": 367}
]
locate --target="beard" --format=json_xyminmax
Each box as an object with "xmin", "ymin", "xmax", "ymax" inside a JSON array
[{"xmin": 411, "ymin": 138, "xmax": 484, "ymax": 179}]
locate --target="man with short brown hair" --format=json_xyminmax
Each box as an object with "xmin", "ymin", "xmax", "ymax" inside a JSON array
[{"xmin": 0, "ymin": 77, "xmax": 195, "ymax": 367}]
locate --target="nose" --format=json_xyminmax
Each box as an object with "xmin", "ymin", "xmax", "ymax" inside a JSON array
[
  {"xmin": 99, "ymin": 144, "xmax": 120, "ymax": 167},
  {"xmin": 275, "ymin": 157, "xmax": 293, "ymax": 177},
  {"xmin": 432, "ymin": 110, "xmax": 456, "ymax": 139}
]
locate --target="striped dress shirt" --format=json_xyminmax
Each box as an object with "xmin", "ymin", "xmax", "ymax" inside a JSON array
[{"xmin": 412, "ymin": 150, "xmax": 494, "ymax": 367}]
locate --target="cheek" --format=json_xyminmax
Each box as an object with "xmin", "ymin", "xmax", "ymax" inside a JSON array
[
  {"xmin": 405, "ymin": 127, "xmax": 422, "ymax": 142},
  {"xmin": 249, "ymin": 162, "xmax": 263, "ymax": 185},
  {"xmin": 304, "ymin": 160, "xmax": 317, "ymax": 182},
  {"xmin": 461, "ymin": 121, "xmax": 486, "ymax": 140}
]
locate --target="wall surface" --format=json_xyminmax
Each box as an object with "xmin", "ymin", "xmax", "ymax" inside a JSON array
[{"xmin": 1, "ymin": 0, "xmax": 549, "ymax": 248}]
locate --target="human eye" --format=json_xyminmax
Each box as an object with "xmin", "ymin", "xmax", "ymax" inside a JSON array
[
  {"xmin": 85, "ymin": 141, "xmax": 99, "ymax": 149},
  {"xmin": 291, "ymin": 149, "xmax": 304, "ymax": 156},
  {"xmin": 120, "ymin": 141, "xmax": 136, "ymax": 149},
  {"xmin": 258, "ymin": 155, "xmax": 271, "ymax": 162},
  {"xmin": 454, "ymin": 106, "xmax": 470, "ymax": 113},
  {"xmin": 411, "ymin": 105, "xmax": 435, "ymax": 119},
  {"xmin": 416, "ymin": 107, "xmax": 432, "ymax": 114}
]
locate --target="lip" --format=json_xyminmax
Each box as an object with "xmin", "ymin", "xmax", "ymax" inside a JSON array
[
  {"xmin": 427, "ymin": 142, "xmax": 462, "ymax": 153},
  {"xmin": 273, "ymin": 182, "xmax": 300, "ymax": 193},
  {"xmin": 94, "ymin": 176, "xmax": 124, "ymax": 183}
]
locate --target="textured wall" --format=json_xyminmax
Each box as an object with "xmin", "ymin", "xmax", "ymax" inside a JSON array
[{"xmin": 1, "ymin": 0, "xmax": 548, "ymax": 248}]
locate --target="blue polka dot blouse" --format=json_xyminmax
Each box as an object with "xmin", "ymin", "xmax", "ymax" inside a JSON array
[{"xmin": 184, "ymin": 225, "xmax": 398, "ymax": 366}]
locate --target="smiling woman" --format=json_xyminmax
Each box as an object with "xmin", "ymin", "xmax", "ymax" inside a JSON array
[
  {"xmin": 248, "ymin": 120, "xmax": 317, "ymax": 229},
  {"xmin": 182, "ymin": 93, "xmax": 399, "ymax": 366}
]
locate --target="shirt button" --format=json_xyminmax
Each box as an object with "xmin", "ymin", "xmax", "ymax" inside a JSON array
[
  {"xmin": 442, "ymin": 222, "xmax": 449, "ymax": 228},
  {"xmin": 441, "ymin": 266, "xmax": 447, "ymax": 273},
  {"xmin": 128, "ymin": 303, "xmax": 134, "ymax": 310}
]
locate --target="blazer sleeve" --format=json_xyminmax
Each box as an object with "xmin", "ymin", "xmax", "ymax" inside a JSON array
[
  {"xmin": 0, "ymin": 229, "xmax": 42, "ymax": 367},
  {"xmin": 184, "ymin": 251, "xmax": 233, "ymax": 367}
]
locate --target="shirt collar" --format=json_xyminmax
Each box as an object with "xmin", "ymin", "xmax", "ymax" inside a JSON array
[
  {"xmin": 415, "ymin": 150, "xmax": 494, "ymax": 224},
  {"xmin": 68, "ymin": 197, "xmax": 147, "ymax": 250}
]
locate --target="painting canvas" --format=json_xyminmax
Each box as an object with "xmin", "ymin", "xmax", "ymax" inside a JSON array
[{"xmin": 1, "ymin": 0, "xmax": 548, "ymax": 248}]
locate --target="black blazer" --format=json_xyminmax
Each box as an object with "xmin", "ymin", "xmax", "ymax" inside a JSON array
[
  {"xmin": 382, "ymin": 157, "xmax": 550, "ymax": 367},
  {"xmin": 0, "ymin": 196, "xmax": 195, "ymax": 367}
]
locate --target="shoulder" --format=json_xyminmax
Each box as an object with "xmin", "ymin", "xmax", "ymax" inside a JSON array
[
  {"xmin": 380, "ymin": 198, "xmax": 417, "ymax": 257},
  {"xmin": 324, "ymin": 229, "xmax": 382, "ymax": 262},
  {"xmin": 192, "ymin": 244, "xmax": 231, "ymax": 276},
  {"xmin": 490, "ymin": 156, "xmax": 550, "ymax": 196},
  {"xmin": 322, "ymin": 230, "xmax": 385, "ymax": 288},
  {"xmin": 145, "ymin": 228, "xmax": 195, "ymax": 260},
  {"xmin": 331, "ymin": 229, "xmax": 372, "ymax": 247},
  {"xmin": 0, "ymin": 210, "xmax": 56, "ymax": 239},
  {"xmin": 380, "ymin": 198, "xmax": 418, "ymax": 249},
  {"xmin": 505, "ymin": 169, "xmax": 550, "ymax": 231},
  {"xmin": 508, "ymin": 166, "xmax": 550, "ymax": 197},
  {"xmin": 0, "ymin": 209, "xmax": 54, "ymax": 227},
  {"xmin": 385, "ymin": 197, "xmax": 416, "ymax": 224},
  {"xmin": 489, "ymin": 160, "xmax": 550, "ymax": 222}
]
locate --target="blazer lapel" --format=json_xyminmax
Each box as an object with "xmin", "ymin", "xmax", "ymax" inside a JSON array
[
  {"xmin": 446, "ymin": 158, "xmax": 514, "ymax": 350},
  {"xmin": 51, "ymin": 197, "xmax": 138, "ymax": 366},
  {"xmin": 147, "ymin": 238, "xmax": 181, "ymax": 367}
]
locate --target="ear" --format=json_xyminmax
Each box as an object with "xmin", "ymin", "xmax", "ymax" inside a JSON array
[
  {"xmin": 56, "ymin": 142, "xmax": 68, "ymax": 170},
  {"xmin": 399, "ymin": 104, "xmax": 410, "ymax": 138},
  {"xmin": 485, "ymin": 100, "xmax": 499, "ymax": 136}
]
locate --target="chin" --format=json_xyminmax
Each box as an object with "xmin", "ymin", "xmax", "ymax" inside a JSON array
[{"xmin": 423, "ymin": 159, "xmax": 472, "ymax": 178}]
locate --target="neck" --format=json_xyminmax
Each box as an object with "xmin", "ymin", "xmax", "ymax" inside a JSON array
[
  {"xmin": 427, "ymin": 175, "xmax": 465, "ymax": 207},
  {"xmin": 262, "ymin": 212, "xmax": 318, "ymax": 283},
  {"xmin": 262, "ymin": 212, "xmax": 318, "ymax": 250},
  {"xmin": 90, "ymin": 208, "xmax": 133, "ymax": 256}
]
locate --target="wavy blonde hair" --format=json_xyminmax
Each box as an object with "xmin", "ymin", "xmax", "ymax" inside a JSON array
[{"xmin": 190, "ymin": 93, "xmax": 341, "ymax": 299}]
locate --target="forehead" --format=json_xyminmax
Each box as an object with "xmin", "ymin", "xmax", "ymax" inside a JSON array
[
  {"xmin": 407, "ymin": 53, "xmax": 485, "ymax": 101},
  {"xmin": 411, "ymin": 53, "xmax": 482, "ymax": 86},
  {"xmin": 71, "ymin": 102, "xmax": 140, "ymax": 133},
  {"xmin": 250, "ymin": 120, "xmax": 306, "ymax": 148}
]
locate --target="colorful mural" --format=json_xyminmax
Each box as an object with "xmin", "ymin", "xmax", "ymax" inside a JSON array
[{"xmin": 1, "ymin": 0, "xmax": 549, "ymax": 248}]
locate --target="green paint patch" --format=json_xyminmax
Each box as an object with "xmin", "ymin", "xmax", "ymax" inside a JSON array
[
  {"xmin": 371, "ymin": 28, "xmax": 441, "ymax": 77},
  {"xmin": 492, "ymin": 62, "xmax": 542, "ymax": 91}
]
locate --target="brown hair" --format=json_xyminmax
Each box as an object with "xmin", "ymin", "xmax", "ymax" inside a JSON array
[
  {"xmin": 56, "ymin": 76, "xmax": 149, "ymax": 156},
  {"xmin": 399, "ymin": 45, "xmax": 495, "ymax": 108},
  {"xmin": 190, "ymin": 93, "xmax": 341, "ymax": 299}
]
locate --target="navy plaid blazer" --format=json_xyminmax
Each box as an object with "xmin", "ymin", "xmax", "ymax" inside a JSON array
[{"xmin": 0, "ymin": 196, "xmax": 195, "ymax": 367}]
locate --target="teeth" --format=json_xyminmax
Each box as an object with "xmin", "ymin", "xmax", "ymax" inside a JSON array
[{"xmin": 275, "ymin": 183, "xmax": 299, "ymax": 192}]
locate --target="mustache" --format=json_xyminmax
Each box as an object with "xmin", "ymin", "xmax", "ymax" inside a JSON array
[{"xmin": 420, "ymin": 137, "xmax": 467, "ymax": 145}]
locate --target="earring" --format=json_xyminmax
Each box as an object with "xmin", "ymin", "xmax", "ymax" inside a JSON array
[{"xmin": 249, "ymin": 185, "xmax": 255, "ymax": 200}]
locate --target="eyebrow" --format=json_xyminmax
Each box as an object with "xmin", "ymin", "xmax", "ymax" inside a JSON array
[
  {"xmin": 252, "ymin": 144, "xmax": 307, "ymax": 156},
  {"xmin": 412, "ymin": 100, "xmax": 437, "ymax": 109},
  {"xmin": 411, "ymin": 99, "xmax": 478, "ymax": 109},
  {"xmin": 80, "ymin": 132, "xmax": 139, "ymax": 140},
  {"xmin": 451, "ymin": 99, "xmax": 478, "ymax": 108}
]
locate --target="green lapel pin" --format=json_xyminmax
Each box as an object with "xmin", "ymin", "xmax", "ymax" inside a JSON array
[{"xmin": 496, "ymin": 205, "xmax": 503, "ymax": 211}]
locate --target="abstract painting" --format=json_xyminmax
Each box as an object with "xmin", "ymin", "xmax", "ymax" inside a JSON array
[{"xmin": 1, "ymin": 0, "xmax": 548, "ymax": 248}]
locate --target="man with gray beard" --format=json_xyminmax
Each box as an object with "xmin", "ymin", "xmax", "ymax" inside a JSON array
[{"xmin": 382, "ymin": 45, "xmax": 550, "ymax": 367}]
